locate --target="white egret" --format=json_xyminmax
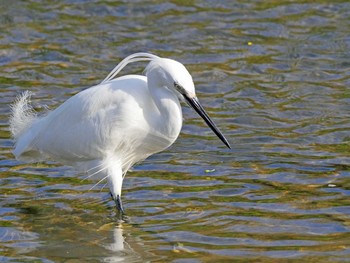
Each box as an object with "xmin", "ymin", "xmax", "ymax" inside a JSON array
[{"xmin": 10, "ymin": 53, "xmax": 230, "ymax": 213}]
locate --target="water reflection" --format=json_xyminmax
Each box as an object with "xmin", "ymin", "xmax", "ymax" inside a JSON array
[
  {"xmin": 106, "ymin": 224, "xmax": 125, "ymax": 253},
  {"xmin": 103, "ymin": 224, "xmax": 131, "ymax": 263},
  {"xmin": 102, "ymin": 218, "xmax": 160, "ymax": 263}
]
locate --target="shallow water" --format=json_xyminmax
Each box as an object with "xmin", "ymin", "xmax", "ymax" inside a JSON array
[{"xmin": 1, "ymin": 1, "xmax": 350, "ymax": 262}]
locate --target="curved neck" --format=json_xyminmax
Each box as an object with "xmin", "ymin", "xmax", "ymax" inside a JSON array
[{"xmin": 148, "ymin": 84, "xmax": 182, "ymax": 144}]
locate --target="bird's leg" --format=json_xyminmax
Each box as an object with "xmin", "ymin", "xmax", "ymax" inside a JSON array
[
  {"xmin": 110, "ymin": 192, "xmax": 125, "ymax": 214},
  {"xmin": 115, "ymin": 195, "xmax": 125, "ymax": 214}
]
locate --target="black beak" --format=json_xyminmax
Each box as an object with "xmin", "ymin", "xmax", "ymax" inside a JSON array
[{"xmin": 184, "ymin": 94, "xmax": 231, "ymax": 149}]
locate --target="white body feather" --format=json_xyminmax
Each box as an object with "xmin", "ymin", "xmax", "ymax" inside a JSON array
[
  {"xmin": 10, "ymin": 54, "xmax": 187, "ymax": 200},
  {"xmin": 13, "ymin": 76, "xmax": 181, "ymax": 162}
]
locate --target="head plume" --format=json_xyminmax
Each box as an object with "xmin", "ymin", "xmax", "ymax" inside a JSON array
[{"xmin": 101, "ymin": 53, "xmax": 160, "ymax": 84}]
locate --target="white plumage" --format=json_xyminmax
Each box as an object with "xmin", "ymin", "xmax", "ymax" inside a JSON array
[{"xmin": 10, "ymin": 53, "xmax": 230, "ymax": 212}]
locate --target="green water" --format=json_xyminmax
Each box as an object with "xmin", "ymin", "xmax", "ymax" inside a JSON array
[{"xmin": 1, "ymin": 1, "xmax": 350, "ymax": 262}]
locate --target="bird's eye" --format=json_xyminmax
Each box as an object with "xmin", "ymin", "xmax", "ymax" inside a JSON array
[{"xmin": 174, "ymin": 82, "xmax": 184, "ymax": 93}]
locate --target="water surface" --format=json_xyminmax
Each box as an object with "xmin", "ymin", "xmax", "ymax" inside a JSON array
[{"xmin": 0, "ymin": 1, "xmax": 350, "ymax": 262}]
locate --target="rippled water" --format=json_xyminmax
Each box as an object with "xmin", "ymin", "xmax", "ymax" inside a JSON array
[{"xmin": 1, "ymin": 1, "xmax": 350, "ymax": 262}]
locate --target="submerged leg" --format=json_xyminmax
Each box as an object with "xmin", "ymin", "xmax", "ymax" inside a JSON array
[
  {"xmin": 115, "ymin": 195, "xmax": 124, "ymax": 213},
  {"xmin": 110, "ymin": 192, "xmax": 125, "ymax": 213}
]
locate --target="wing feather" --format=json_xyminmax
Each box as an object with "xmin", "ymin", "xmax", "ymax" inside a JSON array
[{"xmin": 13, "ymin": 76, "xmax": 151, "ymax": 163}]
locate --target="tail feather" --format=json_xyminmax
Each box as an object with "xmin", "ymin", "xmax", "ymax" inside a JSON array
[{"xmin": 10, "ymin": 91, "xmax": 37, "ymax": 140}]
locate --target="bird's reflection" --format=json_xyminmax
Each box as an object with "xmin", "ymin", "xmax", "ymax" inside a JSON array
[
  {"xmin": 103, "ymin": 220, "xmax": 140, "ymax": 262},
  {"xmin": 106, "ymin": 224, "xmax": 125, "ymax": 252}
]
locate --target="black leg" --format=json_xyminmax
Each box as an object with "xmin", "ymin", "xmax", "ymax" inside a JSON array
[
  {"xmin": 115, "ymin": 195, "xmax": 125, "ymax": 214},
  {"xmin": 110, "ymin": 192, "xmax": 125, "ymax": 214}
]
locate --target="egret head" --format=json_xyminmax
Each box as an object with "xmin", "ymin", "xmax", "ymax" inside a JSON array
[
  {"xmin": 146, "ymin": 57, "xmax": 231, "ymax": 149},
  {"xmin": 145, "ymin": 58, "xmax": 195, "ymax": 98}
]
